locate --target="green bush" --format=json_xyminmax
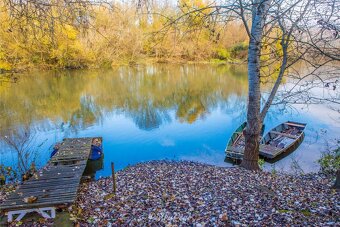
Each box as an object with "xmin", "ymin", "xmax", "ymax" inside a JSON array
[
  {"xmin": 230, "ymin": 42, "xmax": 248, "ymax": 59},
  {"xmin": 258, "ymin": 158, "xmax": 265, "ymax": 169},
  {"xmin": 215, "ymin": 47, "xmax": 230, "ymax": 60},
  {"xmin": 318, "ymin": 140, "xmax": 340, "ymax": 175}
]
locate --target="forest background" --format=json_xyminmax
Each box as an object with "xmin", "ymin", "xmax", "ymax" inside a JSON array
[{"xmin": 0, "ymin": 0, "xmax": 250, "ymax": 72}]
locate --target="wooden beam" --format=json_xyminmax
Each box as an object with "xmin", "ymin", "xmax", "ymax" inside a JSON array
[{"xmin": 269, "ymin": 131, "xmax": 298, "ymax": 139}]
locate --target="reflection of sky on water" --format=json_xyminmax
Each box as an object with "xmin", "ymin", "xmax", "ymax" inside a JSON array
[{"xmin": 0, "ymin": 65, "xmax": 338, "ymax": 177}]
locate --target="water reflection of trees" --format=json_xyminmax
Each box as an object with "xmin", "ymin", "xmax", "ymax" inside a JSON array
[
  {"xmin": 0, "ymin": 64, "xmax": 248, "ymax": 133},
  {"xmin": 127, "ymin": 101, "xmax": 171, "ymax": 130},
  {"xmin": 0, "ymin": 126, "xmax": 37, "ymax": 176},
  {"xmin": 69, "ymin": 95, "xmax": 103, "ymax": 132}
]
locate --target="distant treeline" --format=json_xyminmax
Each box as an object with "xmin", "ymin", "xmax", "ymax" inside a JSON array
[{"xmin": 0, "ymin": 0, "xmax": 249, "ymax": 72}]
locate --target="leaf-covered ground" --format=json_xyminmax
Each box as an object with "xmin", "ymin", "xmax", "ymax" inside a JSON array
[
  {"xmin": 1, "ymin": 161, "xmax": 339, "ymax": 226},
  {"xmin": 73, "ymin": 161, "xmax": 339, "ymax": 226}
]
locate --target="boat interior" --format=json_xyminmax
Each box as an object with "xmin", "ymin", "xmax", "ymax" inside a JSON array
[{"xmin": 261, "ymin": 122, "xmax": 306, "ymax": 150}]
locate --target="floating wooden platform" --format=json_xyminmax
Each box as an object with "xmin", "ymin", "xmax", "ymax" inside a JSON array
[{"xmin": 0, "ymin": 137, "xmax": 99, "ymax": 222}]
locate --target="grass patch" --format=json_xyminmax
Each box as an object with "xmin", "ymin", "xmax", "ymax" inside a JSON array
[
  {"xmin": 300, "ymin": 210, "xmax": 311, "ymax": 216},
  {"xmin": 210, "ymin": 59, "xmax": 227, "ymax": 64},
  {"xmin": 278, "ymin": 209, "xmax": 290, "ymax": 213}
]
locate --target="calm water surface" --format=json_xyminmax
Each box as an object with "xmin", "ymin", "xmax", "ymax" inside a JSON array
[{"xmin": 0, "ymin": 64, "xmax": 339, "ymax": 177}]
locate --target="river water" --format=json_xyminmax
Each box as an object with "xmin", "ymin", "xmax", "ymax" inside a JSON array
[{"xmin": 0, "ymin": 64, "xmax": 339, "ymax": 178}]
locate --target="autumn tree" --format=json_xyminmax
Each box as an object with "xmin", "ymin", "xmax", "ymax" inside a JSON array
[
  {"xmin": 238, "ymin": 0, "xmax": 339, "ymax": 170},
  {"xmin": 158, "ymin": 0, "xmax": 339, "ymax": 170},
  {"xmin": 2, "ymin": 0, "xmax": 339, "ymax": 171}
]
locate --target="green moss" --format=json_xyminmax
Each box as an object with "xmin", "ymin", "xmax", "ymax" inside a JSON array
[
  {"xmin": 278, "ymin": 209, "xmax": 290, "ymax": 213},
  {"xmin": 0, "ymin": 215, "xmax": 5, "ymax": 225},
  {"xmin": 310, "ymin": 202, "xmax": 318, "ymax": 207},
  {"xmin": 258, "ymin": 159, "xmax": 265, "ymax": 169},
  {"xmin": 54, "ymin": 212, "xmax": 73, "ymax": 226},
  {"xmin": 300, "ymin": 210, "xmax": 311, "ymax": 216}
]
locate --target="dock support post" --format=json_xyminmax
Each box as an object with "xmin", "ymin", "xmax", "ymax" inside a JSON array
[
  {"xmin": 7, "ymin": 207, "xmax": 56, "ymax": 222},
  {"xmin": 111, "ymin": 162, "xmax": 116, "ymax": 194}
]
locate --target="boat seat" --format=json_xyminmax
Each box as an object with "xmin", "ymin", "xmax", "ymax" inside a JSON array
[
  {"xmin": 227, "ymin": 146, "xmax": 244, "ymax": 154},
  {"xmin": 284, "ymin": 122, "xmax": 305, "ymax": 128},
  {"xmin": 259, "ymin": 144, "xmax": 281, "ymax": 158},
  {"xmin": 270, "ymin": 131, "xmax": 298, "ymax": 139}
]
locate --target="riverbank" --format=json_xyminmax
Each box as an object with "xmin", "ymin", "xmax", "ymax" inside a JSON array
[
  {"xmin": 1, "ymin": 161, "xmax": 338, "ymax": 226},
  {"xmin": 73, "ymin": 161, "xmax": 337, "ymax": 226},
  {"xmin": 0, "ymin": 58, "xmax": 246, "ymax": 75}
]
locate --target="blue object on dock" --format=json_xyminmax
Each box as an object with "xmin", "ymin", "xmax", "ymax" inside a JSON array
[
  {"xmin": 90, "ymin": 145, "xmax": 103, "ymax": 160},
  {"xmin": 50, "ymin": 148, "xmax": 59, "ymax": 158}
]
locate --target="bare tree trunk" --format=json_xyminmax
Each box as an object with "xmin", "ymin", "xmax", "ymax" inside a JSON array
[
  {"xmin": 260, "ymin": 45, "xmax": 288, "ymax": 122},
  {"xmin": 260, "ymin": 1, "xmax": 311, "ymax": 122},
  {"xmin": 240, "ymin": 0, "xmax": 271, "ymax": 171}
]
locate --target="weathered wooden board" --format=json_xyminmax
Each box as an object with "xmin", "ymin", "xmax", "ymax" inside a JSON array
[
  {"xmin": 259, "ymin": 144, "xmax": 282, "ymax": 158},
  {"xmin": 0, "ymin": 137, "xmax": 99, "ymax": 212}
]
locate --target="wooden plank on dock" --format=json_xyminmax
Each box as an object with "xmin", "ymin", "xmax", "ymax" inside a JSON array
[{"xmin": 0, "ymin": 137, "xmax": 100, "ymax": 214}]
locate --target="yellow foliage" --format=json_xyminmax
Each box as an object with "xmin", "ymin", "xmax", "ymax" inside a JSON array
[
  {"xmin": 64, "ymin": 25, "xmax": 78, "ymax": 40},
  {"xmin": 0, "ymin": 61, "xmax": 11, "ymax": 71},
  {"xmin": 0, "ymin": 1, "xmax": 249, "ymax": 71},
  {"xmin": 260, "ymin": 27, "xmax": 290, "ymax": 83}
]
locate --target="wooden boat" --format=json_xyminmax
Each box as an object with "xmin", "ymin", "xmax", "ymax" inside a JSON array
[
  {"xmin": 259, "ymin": 121, "xmax": 306, "ymax": 159},
  {"xmin": 225, "ymin": 122, "xmax": 265, "ymax": 161}
]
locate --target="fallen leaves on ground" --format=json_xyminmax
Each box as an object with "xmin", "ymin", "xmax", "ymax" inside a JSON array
[{"xmin": 73, "ymin": 161, "xmax": 339, "ymax": 226}]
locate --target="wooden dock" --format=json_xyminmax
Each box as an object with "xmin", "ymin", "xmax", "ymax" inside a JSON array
[{"xmin": 0, "ymin": 137, "xmax": 99, "ymax": 222}]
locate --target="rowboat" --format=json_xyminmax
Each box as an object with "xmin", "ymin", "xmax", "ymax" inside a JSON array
[
  {"xmin": 259, "ymin": 121, "xmax": 306, "ymax": 159},
  {"xmin": 225, "ymin": 122, "xmax": 265, "ymax": 161}
]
